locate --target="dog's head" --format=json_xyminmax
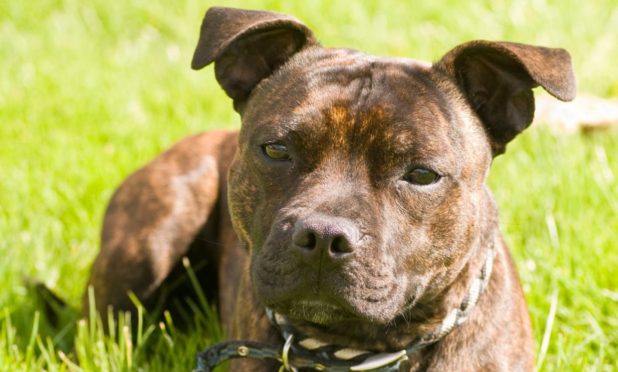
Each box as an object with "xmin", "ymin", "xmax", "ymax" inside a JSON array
[{"xmin": 193, "ymin": 7, "xmax": 575, "ymax": 347}]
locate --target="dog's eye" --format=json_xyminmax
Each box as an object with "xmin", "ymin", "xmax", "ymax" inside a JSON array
[
  {"xmin": 404, "ymin": 167, "xmax": 441, "ymax": 185},
  {"xmin": 262, "ymin": 143, "xmax": 291, "ymax": 161}
]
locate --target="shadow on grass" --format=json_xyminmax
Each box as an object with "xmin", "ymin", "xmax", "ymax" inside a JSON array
[{"xmin": 2, "ymin": 258, "xmax": 222, "ymax": 371}]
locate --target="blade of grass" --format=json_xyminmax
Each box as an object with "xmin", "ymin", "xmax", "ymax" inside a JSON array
[{"xmin": 536, "ymin": 288, "xmax": 559, "ymax": 371}]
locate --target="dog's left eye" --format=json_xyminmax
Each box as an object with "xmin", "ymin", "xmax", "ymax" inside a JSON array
[
  {"xmin": 262, "ymin": 143, "xmax": 291, "ymax": 161},
  {"xmin": 404, "ymin": 167, "xmax": 441, "ymax": 185}
]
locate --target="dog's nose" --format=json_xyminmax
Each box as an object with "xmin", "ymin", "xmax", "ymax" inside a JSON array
[{"xmin": 292, "ymin": 214, "xmax": 360, "ymax": 261}]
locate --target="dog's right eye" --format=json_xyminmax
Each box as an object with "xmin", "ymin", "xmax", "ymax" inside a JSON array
[
  {"xmin": 262, "ymin": 143, "xmax": 291, "ymax": 161},
  {"xmin": 404, "ymin": 167, "xmax": 441, "ymax": 185}
]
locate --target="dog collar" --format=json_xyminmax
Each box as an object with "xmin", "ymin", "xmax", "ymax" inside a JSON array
[{"xmin": 195, "ymin": 244, "xmax": 495, "ymax": 371}]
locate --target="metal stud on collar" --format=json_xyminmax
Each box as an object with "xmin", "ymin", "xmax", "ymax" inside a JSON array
[{"xmin": 349, "ymin": 350, "xmax": 408, "ymax": 371}]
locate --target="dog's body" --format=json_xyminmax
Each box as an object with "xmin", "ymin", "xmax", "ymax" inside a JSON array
[{"xmin": 84, "ymin": 7, "xmax": 575, "ymax": 371}]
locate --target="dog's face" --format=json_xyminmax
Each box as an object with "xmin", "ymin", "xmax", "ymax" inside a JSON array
[
  {"xmin": 192, "ymin": 7, "xmax": 575, "ymax": 346},
  {"xmin": 231, "ymin": 50, "xmax": 492, "ymax": 328}
]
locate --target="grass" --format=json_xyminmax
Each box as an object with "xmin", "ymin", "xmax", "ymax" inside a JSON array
[{"xmin": 1, "ymin": 0, "xmax": 617, "ymax": 370}]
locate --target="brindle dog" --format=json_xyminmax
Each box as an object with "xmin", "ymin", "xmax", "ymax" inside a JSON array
[{"xmin": 84, "ymin": 7, "xmax": 575, "ymax": 371}]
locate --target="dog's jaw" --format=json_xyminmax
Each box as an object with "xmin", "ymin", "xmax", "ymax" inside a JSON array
[{"xmin": 260, "ymin": 230, "xmax": 497, "ymax": 353}]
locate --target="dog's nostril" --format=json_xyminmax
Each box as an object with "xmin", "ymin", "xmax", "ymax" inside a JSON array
[
  {"xmin": 293, "ymin": 230, "xmax": 316, "ymax": 249},
  {"xmin": 330, "ymin": 236, "xmax": 353, "ymax": 255}
]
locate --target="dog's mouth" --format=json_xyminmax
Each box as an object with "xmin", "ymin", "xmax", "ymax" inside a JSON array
[
  {"xmin": 254, "ymin": 258, "xmax": 415, "ymax": 333},
  {"xmin": 264, "ymin": 283, "xmax": 408, "ymax": 326}
]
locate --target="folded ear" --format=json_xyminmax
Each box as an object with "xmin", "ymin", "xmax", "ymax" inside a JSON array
[
  {"xmin": 435, "ymin": 40, "xmax": 576, "ymax": 155},
  {"xmin": 192, "ymin": 7, "xmax": 317, "ymax": 112}
]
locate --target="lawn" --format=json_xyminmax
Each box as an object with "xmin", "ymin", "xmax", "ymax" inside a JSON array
[{"xmin": 1, "ymin": 0, "xmax": 617, "ymax": 370}]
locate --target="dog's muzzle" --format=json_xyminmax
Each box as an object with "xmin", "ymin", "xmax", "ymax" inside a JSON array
[{"xmin": 194, "ymin": 239, "xmax": 496, "ymax": 371}]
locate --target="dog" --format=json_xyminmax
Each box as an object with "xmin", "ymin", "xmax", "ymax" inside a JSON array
[{"xmin": 83, "ymin": 6, "xmax": 575, "ymax": 371}]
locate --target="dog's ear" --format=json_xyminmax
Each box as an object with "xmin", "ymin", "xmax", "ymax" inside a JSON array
[
  {"xmin": 436, "ymin": 40, "xmax": 576, "ymax": 155},
  {"xmin": 192, "ymin": 7, "xmax": 317, "ymax": 112}
]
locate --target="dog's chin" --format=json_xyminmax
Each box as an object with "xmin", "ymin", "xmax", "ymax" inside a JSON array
[
  {"xmin": 285, "ymin": 300, "xmax": 352, "ymax": 325},
  {"xmin": 272, "ymin": 295, "xmax": 410, "ymax": 327},
  {"xmin": 260, "ymin": 283, "xmax": 415, "ymax": 328}
]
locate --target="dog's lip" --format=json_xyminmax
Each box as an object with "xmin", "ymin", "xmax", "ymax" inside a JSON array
[{"xmin": 273, "ymin": 289, "xmax": 419, "ymax": 327}]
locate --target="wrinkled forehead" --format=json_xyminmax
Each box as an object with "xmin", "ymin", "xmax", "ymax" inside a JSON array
[
  {"xmin": 243, "ymin": 48, "xmax": 457, "ymax": 145},
  {"xmin": 295, "ymin": 55, "xmax": 440, "ymax": 122}
]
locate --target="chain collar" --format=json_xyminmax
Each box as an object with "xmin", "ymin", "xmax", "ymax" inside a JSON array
[{"xmin": 195, "ymin": 242, "xmax": 496, "ymax": 371}]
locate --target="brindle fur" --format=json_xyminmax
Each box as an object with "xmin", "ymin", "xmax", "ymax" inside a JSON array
[{"xmin": 84, "ymin": 7, "xmax": 575, "ymax": 371}]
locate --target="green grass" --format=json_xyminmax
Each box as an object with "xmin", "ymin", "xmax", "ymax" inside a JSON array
[{"xmin": 1, "ymin": 0, "xmax": 617, "ymax": 370}]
